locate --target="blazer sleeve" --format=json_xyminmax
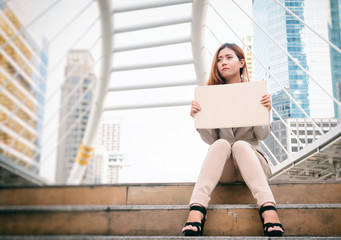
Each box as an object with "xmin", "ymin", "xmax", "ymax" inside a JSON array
[
  {"xmin": 253, "ymin": 125, "xmax": 271, "ymax": 140},
  {"xmin": 196, "ymin": 129, "xmax": 219, "ymax": 145}
]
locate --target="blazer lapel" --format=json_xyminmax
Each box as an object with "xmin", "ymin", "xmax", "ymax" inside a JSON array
[{"xmin": 229, "ymin": 128, "xmax": 235, "ymax": 137}]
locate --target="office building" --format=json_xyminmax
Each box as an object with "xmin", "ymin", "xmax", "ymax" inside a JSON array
[
  {"xmin": 253, "ymin": 0, "xmax": 334, "ymax": 120},
  {"xmin": 263, "ymin": 118, "xmax": 338, "ymax": 164},
  {"xmin": 242, "ymin": 34, "xmax": 254, "ymax": 81},
  {"xmin": 337, "ymin": 81, "xmax": 341, "ymax": 118},
  {"xmin": 93, "ymin": 119, "xmax": 125, "ymax": 184},
  {"xmin": 107, "ymin": 152, "xmax": 125, "ymax": 183},
  {"xmin": 96, "ymin": 119, "xmax": 121, "ymax": 152},
  {"xmin": 0, "ymin": 0, "xmax": 48, "ymax": 181},
  {"xmin": 93, "ymin": 148, "xmax": 126, "ymax": 184},
  {"xmin": 55, "ymin": 50, "xmax": 95, "ymax": 184},
  {"xmin": 328, "ymin": 0, "xmax": 341, "ymax": 118},
  {"xmin": 92, "ymin": 145, "xmax": 107, "ymax": 184}
]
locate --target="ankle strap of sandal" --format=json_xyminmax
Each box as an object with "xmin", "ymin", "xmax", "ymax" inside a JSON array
[
  {"xmin": 259, "ymin": 205, "xmax": 276, "ymax": 215},
  {"xmin": 190, "ymin": 205, "xmax": 207, "ymax": 216}
]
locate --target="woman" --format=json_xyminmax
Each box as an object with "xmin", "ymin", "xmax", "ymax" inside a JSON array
[{"xmin": 182, "ymin": 43, "xmax": 285, "ymax": 237}]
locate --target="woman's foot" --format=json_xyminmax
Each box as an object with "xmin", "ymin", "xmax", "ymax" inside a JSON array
[
  {"xmin": 260, "ymin": 203, "xmax": 284, "ymax": 236},
  {"xmin": 182, "ymin": 204, "xmax": 206, "ymax": 236}
]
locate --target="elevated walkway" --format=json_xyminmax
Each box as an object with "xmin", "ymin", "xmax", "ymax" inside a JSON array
[
  {"xmin": 0, "ymin": 181, "xmax": 340, "ymax": 237},
  {"xmin": 271, "ymin": 123, "xmax": 341, "ymax": 181}
]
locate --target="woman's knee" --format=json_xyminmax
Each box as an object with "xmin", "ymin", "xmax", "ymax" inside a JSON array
[
  {"xmin": 208, "ymin": 139, "xmax": 232, "ymax": 156},
  {"xmin": 231, "ymin": 140, "xmax": 251, "ymax": 152},
  {"xmin": 232, "ymin": 140, "xmax": 258, "ymax": 164},
  {"xmin": 212, "ymin": 139, "xmax": 231, "ymax": 150}
]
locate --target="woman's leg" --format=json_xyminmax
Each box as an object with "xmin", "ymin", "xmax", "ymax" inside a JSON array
[
  {"xmin": 231, "ymin": 140, "xmax": 283, "ymax": 233},
  {"xmin": 183, "ymin": 139, "xmax": 235, "ymax": 233},
  {"xmin": 189, "ymin": 139, "xmax": 233, "ymax": 208},
  {"xmin": 231, "ymin": 140, "xmax": 275, "ymax": 207}
]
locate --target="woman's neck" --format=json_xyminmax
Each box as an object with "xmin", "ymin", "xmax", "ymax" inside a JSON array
[{"xmin": 225, "ymin": 75, "xmax": 242, "ymax": 84}]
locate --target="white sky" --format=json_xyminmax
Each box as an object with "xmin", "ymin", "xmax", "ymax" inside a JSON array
[{"xmin": 10, "ymin": 0, "xmax": 253, "ymax": 183}]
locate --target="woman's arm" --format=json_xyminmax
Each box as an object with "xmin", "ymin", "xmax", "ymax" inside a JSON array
[
  {"xmin": 190, "ymin": 100, "xmax": 201, "ymax": 117},
  {"xmin": 260, "ymin": 93, "xmax": 271, "ymax": 111},
  {"xmin": 190, "ymin": 100, "xmax": 219, "ymax": 145}
]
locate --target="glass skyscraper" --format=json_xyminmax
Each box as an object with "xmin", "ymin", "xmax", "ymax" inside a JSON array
[
  {"xmin": 253, "ymin": 0, "xmax": 335, "ymax": 120},
  {"xmin": 328, "ymin": 0, "xmax": 341, "ymax": 118}
]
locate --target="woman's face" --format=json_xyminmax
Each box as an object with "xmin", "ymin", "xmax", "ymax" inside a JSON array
[{"xmin": 217, "ymin": 47, "xmax": 244, "ymax": 83}]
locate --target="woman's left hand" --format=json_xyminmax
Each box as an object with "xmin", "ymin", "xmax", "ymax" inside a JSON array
[{"xmin": 260, "ymin": 93, "xmax": 272, "ymax": 111}]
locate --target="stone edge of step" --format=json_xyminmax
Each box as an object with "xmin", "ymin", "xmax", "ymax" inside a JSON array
[
  {"xmin": 0, "ymin": 235, "xmax": 341, "ymax": 240},
  {"xmin": 1, "ymin": 180, "xmax": 341, "ymax": 189},
  {"xmin": 1, "ymin": 204, "xmax": 341, "ymax": 212}
]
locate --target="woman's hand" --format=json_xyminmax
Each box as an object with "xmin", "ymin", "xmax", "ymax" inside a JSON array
[
  {"xmin": 190, "ymin": 100, "xmax": 201, "ymax": 117},
  {"xmin": 261, "ymin": 94, "xmax": 272, "ymax": 111}
]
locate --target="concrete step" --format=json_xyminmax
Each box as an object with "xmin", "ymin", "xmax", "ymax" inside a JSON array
[
  {"xmin": 1, "ymin": 236, "xmax": 341, "ymax": 240},
  {"xmin": 1, "ymin": 204, "xmax": 340, "ymax": 236},
  {"xmin": 1, "ymin": 181, "xmax": 340, "ymax": 206}
]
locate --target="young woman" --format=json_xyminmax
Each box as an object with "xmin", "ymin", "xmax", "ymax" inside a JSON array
[{"xmin": 182, "ymin": 43, "xmax": 284, "ymax": 237}]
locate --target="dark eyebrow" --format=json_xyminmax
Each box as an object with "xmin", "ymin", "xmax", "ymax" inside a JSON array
[{"xmin": 218, "ymin": 54, "xmax": 233, "ymax": 58}]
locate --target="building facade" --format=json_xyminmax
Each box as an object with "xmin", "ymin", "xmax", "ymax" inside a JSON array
[
  {"xmin": 96, "ymin": 120, "xmax": 121, "ymax": 152},
  {"xmin": 0, "ymin": 1, "xmax": 48, "ymax": 178},
  {"xmin": 253, "ymin": 0, "xmax": 335, "ymax": 120},
  {"xmin": 93, "ymin": 119, "xmax": 125, "ymax": 184},
  {"xmin": 253, "ymin": 0, "xmax": 340, "ymax": 168},
  {"xmin": 328, "ymin": 0, "xmax": 341, "ymax": 118},
  {"xmin": 242, "ymin": 34, "xmax": 254, "ymax": 81},
  {"xmin": 92, "ymin": 145, "xmax": 107, "ymax": 184},
  {"xmin": 55, "ymin": 50, "xmax": 95, "ymax": 184},
  {"xmin": 263, "ymin": 118, "xmax": 338, "ymax": 164},
  {"xmin": 107, "ymin": 152, "xmax": 125, "ymax": 184}
]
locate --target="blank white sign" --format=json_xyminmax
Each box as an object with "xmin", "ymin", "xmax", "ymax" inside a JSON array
[{"xmin": 194, "ymin": 81, "xmax": 269, "ymax": 129}]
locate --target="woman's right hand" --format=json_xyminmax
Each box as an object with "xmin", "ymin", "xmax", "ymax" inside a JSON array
[{"xmin": 190, "ymin": 100, "xmax": 201, "ymax": 118}]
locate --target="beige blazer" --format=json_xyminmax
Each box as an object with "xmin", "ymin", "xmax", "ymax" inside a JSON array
[{"xmin": 197, "ymin": 126, "xmax": 271, "ymax": 174}]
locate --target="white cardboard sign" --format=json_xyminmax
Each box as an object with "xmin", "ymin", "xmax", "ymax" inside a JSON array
[{"xmin": 194, "ymin": 81, "xmax": 269, "ymax": 129}]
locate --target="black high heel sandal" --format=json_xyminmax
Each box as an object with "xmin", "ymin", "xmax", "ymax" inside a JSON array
[
  {"xmin": 182, "ymin": 205, "xmax": 207, "ymax": 236},
  {"xmin": 259, "ymin": 205, "xmax": 285, "ymax": 236}
]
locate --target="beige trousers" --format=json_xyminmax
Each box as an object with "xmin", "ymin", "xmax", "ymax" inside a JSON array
[{"xmin": 190, "ymin": 139, "xmax": 275, "ymax": 208}]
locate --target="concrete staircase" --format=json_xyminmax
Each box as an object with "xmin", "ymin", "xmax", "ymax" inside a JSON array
[{"xmin": 0, "ymin": 181, "xmax": 340, "ymax": 239}]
